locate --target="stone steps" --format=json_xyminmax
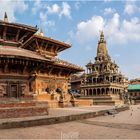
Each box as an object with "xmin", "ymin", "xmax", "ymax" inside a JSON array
[
  {"xmin": 80, "ymin": 95, "xmax": 123, "ymax": 105},
  {"xmin": 93, "ymin": 100, "xmax": 115, "ymax": 105}
]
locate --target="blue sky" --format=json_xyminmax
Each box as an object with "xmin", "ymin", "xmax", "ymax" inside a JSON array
[{"xmin": 0, "ymin": 0, "xmax": 140, "ymax": 79}]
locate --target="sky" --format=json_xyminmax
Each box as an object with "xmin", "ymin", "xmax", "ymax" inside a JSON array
[{"xmin": 0, "ymin": 0, "xmax": 140, "ymax": 80}]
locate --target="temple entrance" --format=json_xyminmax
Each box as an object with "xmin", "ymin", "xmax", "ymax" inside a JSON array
[{"xmin": 10, "ymin": 84, "xmax": 18, "ymax": 98}]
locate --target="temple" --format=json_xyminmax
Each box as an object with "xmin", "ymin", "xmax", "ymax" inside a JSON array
[
  {"xmin": 0, "ymin": 13, "xmax": 84, "ymax": 108},
  {"xmin": 77, "ymin": 31, "xmax": 128, "ymax": 105}
]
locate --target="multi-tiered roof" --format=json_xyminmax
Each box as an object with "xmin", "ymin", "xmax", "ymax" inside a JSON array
[{"xmin": 0, "ymin": 13, "xmax": 83, "ymax": 73}]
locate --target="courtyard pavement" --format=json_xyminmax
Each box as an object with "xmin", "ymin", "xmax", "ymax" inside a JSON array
[{"xmin": 0, "ymin": 105, "xmax": 139, "ymax": 139}]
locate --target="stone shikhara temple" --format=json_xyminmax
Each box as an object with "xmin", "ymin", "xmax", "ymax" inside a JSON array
[
  {"xmin": 0, "ymin": 13, "xmax": 83, "ymax": 107},
  {"xmin": 80, "ymin": 31, "xmax": 128, "ymax": 105}
]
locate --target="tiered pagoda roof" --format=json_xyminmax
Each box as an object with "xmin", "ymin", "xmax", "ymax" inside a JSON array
[{"xmin": 0, "ymin": 13, "xmax": 83, "ymax": 73}]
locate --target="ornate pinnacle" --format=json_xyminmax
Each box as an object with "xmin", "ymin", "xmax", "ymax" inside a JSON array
[
  {"xmin": 4, "ymin": 12, "xmax": 8, "ymax": 22},
  {"xmin": 99, "ymin": 30, "xmax": 105, "ymax": 42},
  {"xmin": 39, "ymin": 28, "xmax": 44, "ymax": 36}
]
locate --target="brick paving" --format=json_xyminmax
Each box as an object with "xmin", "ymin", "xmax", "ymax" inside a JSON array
[{"xmin": 0, "ymin": 105, "xmax": 139, "ymax": 139}]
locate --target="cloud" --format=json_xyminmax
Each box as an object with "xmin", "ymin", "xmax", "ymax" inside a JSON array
[
  {"xmin": 39, "ymin": 12, "xmax": 55, "ymax": 27},
  {"xmin": 32, "ymin": 0, "xmax": 42, "ymax": 14},
  {"xmin": 104, "ymin": 7, "xmax": 116, "ymax": 15},
  {"xmin": 75, "ymin": 16, "xmax": 104, "ymax": 44},
  {"xmin": 47, "ymin": 4, "xmax": 61, "ymax": 14},
  {"xmin": 46, "ymin": 2, "xmax": 71, "ymax": 18},
  {"xmin": 74, "ymin": 12, "xmax": 140, "ymax": 45},
  {"xmin": 0, "ymin": 0, "xmax": 28, "ymax": 22},
  {"xmin": 59, "ymin": 2, "xmax": 71, "ymax": 19},
  {"xmin": 124, "ymin": 1, "xmax": 140, "ymax": 15}
]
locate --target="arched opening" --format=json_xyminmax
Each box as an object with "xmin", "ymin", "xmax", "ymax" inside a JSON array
[
  {"xmin": 100, "ymin": 78, "xmax": 103, "ymax": 83},
  {"xmin": 104, "ymin": 65, "xmax": 107, "ymax": 71},
  {"xmin": 89, "ymin": 89, "xmax": 92, "ymax": 96},
  {"xmin": 113, "ymin": 89, "xmax": 115, "ymax": 94},
  {"xmin": 106, "ymin": 88, "xmax": 109, "ymax": 95},
  {"xmin": 106, "ymin": 76, "xmax": 109, "ymax": 81},
  {"xmin": 93, "ymin": 78, "xmax": 96, "ymax": 83},
  {"xmin": 97, "ymin": 88, "xmax": 100, "ymax": 95},
  {"xmin": 101, "ymin": 88, "xmax": 105, "ymax": 95},
  {"xmin": 93, "ymin": 89, "xmax": 96, "ymax": 96}
]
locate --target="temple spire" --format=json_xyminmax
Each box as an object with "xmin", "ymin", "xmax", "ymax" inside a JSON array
[
  {"xmin": 99, "ymin": 30, "xmax": 105, "ymax": 43},
  {"xmin": 39, "ymin": 28, "xmax": 44, "ymax": 37},
  {"xmin": 4, "ymin": 12, "xmax": 8, "ymax": 22},
  {"xmin": 97, "ymin": 31, "xmax": 108, "ymax": 56}
]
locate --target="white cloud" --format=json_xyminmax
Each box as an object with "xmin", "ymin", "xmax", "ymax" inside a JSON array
[
  {"xmin": 32, "ymin": 0, "xmax": 42, "ymax": 14},
  {"xmin": 47, "ymin": 4, "xmax": 61, "ymax": 14},
  {"xmin": 104, "ymin": 7, "xmax": 116, "ymax": 15},
  {"xmin": 39, "ymin": 12, "xmax": 55, "ymax": 27},
  {"xmin": 76, "ymin": 16, "xmax": 104, "ymax": 43},
  {"xmin": 46, "ymin": 2, "xmax": 71, "ymax": 18},
  {"xmin": 0, "ymin": 0, "xmax": 28, "ymax": 22},
  {"xmin": 124, "ymin": 1, "xmax": 140, "ymax": 15},
  {"xmin": 60, "ymin": 2, "xmax": 71, "ymax": 19},
  {"xmin": 74, "ymin": 12, "xmax": 140, "ymax": 45},
  {"xmin": 32, "ymin": 0, "xmax": 48, "ymax": 14},
  {"xmin": 124, "ymin": 3, "xmax": 137, "ymax": 15}
]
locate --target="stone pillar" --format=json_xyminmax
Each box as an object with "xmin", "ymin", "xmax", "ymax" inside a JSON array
[
  {"xmin": 85, "ymin": 89, "xmax": 87, "ymax": 96},
  {"xmin": 105, "ymin": 88, "xmax": 106, "ymax": 95},
  {"xmin": 99, "ymin": 88, "xmax": 101, "ymax": 96}
]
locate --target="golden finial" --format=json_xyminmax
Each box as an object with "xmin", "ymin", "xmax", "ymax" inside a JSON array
[
  {"xmin": 4, "ymin": 12, "xmax": 8, "ymax": 22},
  {"xmin": 39, "ymin": 28, "xmax": 44, "ymax": 36}
]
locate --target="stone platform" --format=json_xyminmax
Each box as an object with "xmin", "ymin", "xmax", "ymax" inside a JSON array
[
  {"xmin": 79, "ymin": 95, "xmax": 123, "ymax": 105},
  {"xmin": 0, "ymin": 105, "xmax": 129, "ymax": 129},
  {"xmin": 0, "ymin": 100, "xmax": 49, "ymax": 119}
]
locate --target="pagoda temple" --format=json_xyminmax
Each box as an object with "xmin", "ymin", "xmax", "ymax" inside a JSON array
[
  {"xmin": 80, "ymin": 31, "xmax": 128, "ymax": 105},
  {"xmin": 0, "ymin": 13, "xmax": 83, "ymax": 107}
]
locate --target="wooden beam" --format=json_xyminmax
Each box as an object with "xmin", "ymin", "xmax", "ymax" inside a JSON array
[
  {"xmin": 16, "ymin": 29, "xmax": 20, "ymax": 41},
  {"xmin": 57, "ymin": 47, "xmax": 64, "ymax": 52},
  {"xmin": 54, "ymin": 45, "xmax": 59, "ymax": 53},
  {"xmin": 48, "ymin": 67, "xmax": 54, "ymax": 75},
  {"xmin": 35, "ymin": 39, "xmax": 40, "ymax": 51},
  {"xmin": 58, "ymin": 69, "xmax": 62, "ymax": 76},
  {"xmin": 19, "ymin": 32, "xmax": 30, "ymax": 44},
  {"xmin": 3, "ymin": 26, "xmax": 7, "ymax": 40},
  {"xmin": 45, "ymin": 42, "xmax": 48, "ymax": 51},
  {"xmin": 40, "ymin": 39, "xmax": 44, "ymax": 49},
  {"xmin": 50, "ymin": 44, "xmax": 55, "ymax": 52},
  {"xmin": 4, "ymin": 63, "xmax": 8, "ymax": 73}
]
